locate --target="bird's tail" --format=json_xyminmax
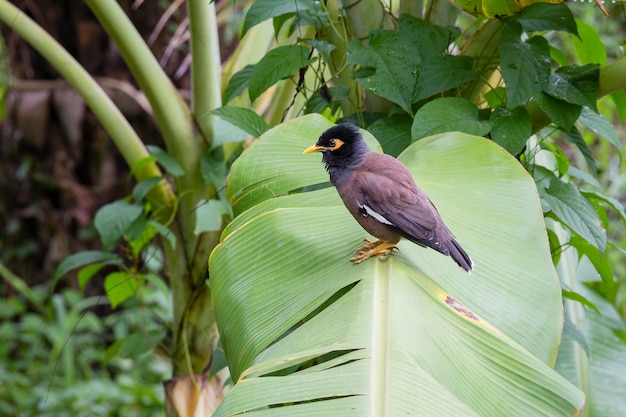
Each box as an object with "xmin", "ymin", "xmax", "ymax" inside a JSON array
[{"xmin": 448, "ymin": 239, "xmax": 474, "ymax": 273}]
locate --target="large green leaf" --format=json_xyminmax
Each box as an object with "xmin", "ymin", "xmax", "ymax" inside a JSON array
[
  {"xmin": 211, "ymin": 114, "xmax": 583, "ymax": 415},
  {"xmin": 578, "ymin": 106, "xmax": 623, "ymax": 154}
]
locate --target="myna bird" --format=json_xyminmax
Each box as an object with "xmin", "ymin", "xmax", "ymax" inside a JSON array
[{"xmin": 304, "ymin": 123, "xmax": 473, "ymax": 272}]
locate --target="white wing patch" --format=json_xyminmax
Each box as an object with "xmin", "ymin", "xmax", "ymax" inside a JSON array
[{"xmin": 359, "ymin": 204, "xmax": 394, "ymax": 226}]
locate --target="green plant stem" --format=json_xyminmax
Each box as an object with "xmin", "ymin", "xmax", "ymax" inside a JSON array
[
  {"xmin": 85, "ymin": 0, "xmax": 220, "ymax": 377},
  {"xmin": 188, "ymin": 0, "xmax": 224, "ymax": 291},
  {"xmin": 424, "ymin": 0, "xmax": 459, "ymax": 27},
  {"xmin": 344, "ymin": 0, "xmax": 396, "ymax": 115},
  {"xmin": 460, "ymin": 19, "xmax": 503, "ymax": 103},
  {"xmin": 182, "ymin": 0, "xmax": 225, "ymax": 379},
  {"xmin": 598, "ymin": 58, "xmax": 626, "ymax": 98},
  {"xmin": 85, "ymin": 0, "xmax": 196, "ymax": 171},
  {"xmin": 264, "ymin": 76, "xmax": 299, "ymax": 127},
  {"xmin": 342, "ymin": 0, "xmax": 391, "ymax": 40},
  {"xmin": 370, "ymin": 260, "xmax": 391, "ymax": 416},
  {"xmin": 187, "ymin": 0, "xmax": 222, "ymax": 144},
  {"xmin": 319, "ymin": 0, "xmax": 359, "ymax": 116},
  {"xmin": 399, "ymin": 0, "xmax": 424, "ymax": 18},
  {"xmin": 321, "ymin": 0, "xmax": 396, "ymax": 116},
  {"xmin": 0, "ymin": 0, "xmax": 174, "ymax": 208},
  {"xmin": 86, "ymin": 0, "xmax": 208, "ymax": 254}
]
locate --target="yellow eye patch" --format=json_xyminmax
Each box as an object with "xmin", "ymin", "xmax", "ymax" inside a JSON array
[
  {"xmin": 329, "ymin": 138, "xmax": 344, "ymax": 150},
  {"xmin": 303, "ymin": 138, "xmax": 345, "ymax": 154}
]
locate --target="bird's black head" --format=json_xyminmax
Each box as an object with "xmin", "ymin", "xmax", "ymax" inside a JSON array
[{"xmin": 303, "ymin": 123, "xmax": 369, "ymax": 169}]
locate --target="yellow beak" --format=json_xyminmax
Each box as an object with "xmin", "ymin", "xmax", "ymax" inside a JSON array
[{"xmin": 303, "ymin": 144, "xmax": 324, "ymax": 154}]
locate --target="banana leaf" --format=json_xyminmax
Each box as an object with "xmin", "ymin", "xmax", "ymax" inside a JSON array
[{"xmin": 210, "ymin": 114, "xmax": 584, "ymax": 416}]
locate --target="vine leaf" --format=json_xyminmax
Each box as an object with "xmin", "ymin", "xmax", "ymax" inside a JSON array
[
  {"xmin": 543, "ymin": 64, "xmax": 599, "ymax": 112},
  {"xmin": 348, "ymin": 15, "xmax": 470, "ymax": 114},
  {"xmin": 539, "ymin": 177, "xmax": 606, "ymax": 253},
  {"xmin": 489, "ymin": 106, "xmax": 531, "ymax": 155},
  {"xmin": 241, "ymin": 0, "xmax": 314, "ymax": 36},
  {"xmin": 499, "ymin": 21, "xmax": 551, "ymax": 108},
  {"xmin": 511, "ymin": 3, "xmax": 578, "ymax": 36},
  {"xmin": 249, "ymin": 45, "xmax": 313, "ymax": 103},
  {"xmin": 210, "ymin": 106, "xmax": 269, "ymax": 138}
]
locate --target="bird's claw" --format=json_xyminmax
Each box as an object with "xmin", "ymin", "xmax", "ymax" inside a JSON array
[
  {"xmin": 353, "ymin": 238, "xmax": 378, "ymax": 254},
  {"xmin": 350, "ymin": 240, "xmax": 397, "ymax": 264}
]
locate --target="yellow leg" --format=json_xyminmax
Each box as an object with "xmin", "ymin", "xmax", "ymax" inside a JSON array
[{"xmin": 350, "ymin": 240, "xmax": 397, "ymax": 264}]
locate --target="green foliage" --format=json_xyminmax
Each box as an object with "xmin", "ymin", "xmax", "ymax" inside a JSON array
[
  {"xmin": 0, "ymin": 286, "xmax": 170, "ymax": 417},
  {"xmin": 55, "ymin": 172, "xmax": 177, "ymax": 310},
  {"xmin": 241, "ymin": 0, "xmax": 314, "ymax": 36},
  {"xmin": 347, "ymin": 15, "xmax": 474, "ymax": 114},
  {"xmin": 194, "ymin": 199, "xmax": 232, "ymax": 234},
  {"xmin": 536, "ymin": 92, "xmax": 582, "ymax": 130},
  {"xmin": 53, "ymin": 251, "xmax": 121, "ymax": 286},
  {"xmin": 367, "ymin": 114, "xmax": 412, "ymax": 157},
  {"xmin": 104, "ymin": 271, "xmax": 143, "ymax": 308},
  {"xmin": 556, "ymin": 245, "xmax": 626, "ymax": 417},
  {"xmin": 578, "ymin": 106, "xmax": 622, "ymax": 152},
  {"xmin": 573, "ymin": 19, "xmax": 607, "ymax": 66},
  {"xmin": 510, "ymin": 3, "xmax": 578, "ymax": 35},
  {"xmin": 132, "ymin": 177, "xmax": 167, "ymax": 204},
  {"xmin": 146, "ymin": 145, "xmax": 185, "ymax": 177},
  {"xmin": 94, "ymin": 200, "xmax": 145, "ymax": 250},
  {"xmin": 3, "ymin": 0, "xmax": 624, "ymax": 415},
  {"xmin": 212, "ymin": 1, "xmax": 626, "ymax": 414},
  {"xmin": 489, "ymin": 106, "xmax": 532, "ymax": 154},
  {"xmin": 248, "ymin": 45, "xmax": 313, "ymax": 102},
  {"xmin": 209, "ymin": 106, "xmax": 269, "ymax": 137},
  {"xmin": 544, "ymin": 65, "xmax": 599, "ymax": 111},
  {"xmin": 451, "ymin": 0, "xmax": 570, "ymax": 18},
  {"xmin": 500, "ymin": 21, "xmax": 551, "ymax": 108},
  {"xmin": 539, "ymin": 176, "xmax": 606, "ymax": 253}
]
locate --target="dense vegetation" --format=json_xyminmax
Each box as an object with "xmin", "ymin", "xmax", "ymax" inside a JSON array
[{"xmin": 0, "ymin": 1, "xmax": 624, "ymax": 416}]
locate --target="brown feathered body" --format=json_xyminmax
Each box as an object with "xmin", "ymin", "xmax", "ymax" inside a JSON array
[{"xmin": 310, "ymin": 123, "xmax": 473, "ymax": 272}]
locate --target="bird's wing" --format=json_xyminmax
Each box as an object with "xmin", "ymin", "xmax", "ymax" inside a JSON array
[{"xmin": 353, "ymin": 155, "xmax": 450, "ymax": 252}]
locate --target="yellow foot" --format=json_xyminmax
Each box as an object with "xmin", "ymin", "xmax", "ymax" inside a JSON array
[
  {"xmin": 354, "ymin": 238, "xmax": 378, "ymax": 254},
  {"xmin": 350, "ymin": 240, "xmax": 397, "ymax": 264}
]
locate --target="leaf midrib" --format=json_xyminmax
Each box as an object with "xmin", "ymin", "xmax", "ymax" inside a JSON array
[{"xmin": 371, "ymin": 258, "xmax": 391, "ymax": 415}]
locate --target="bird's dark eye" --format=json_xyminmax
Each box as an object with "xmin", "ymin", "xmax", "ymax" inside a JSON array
[{"xmin": 329, "ymin": 139, "xmax": 336, "ymax": 148}]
